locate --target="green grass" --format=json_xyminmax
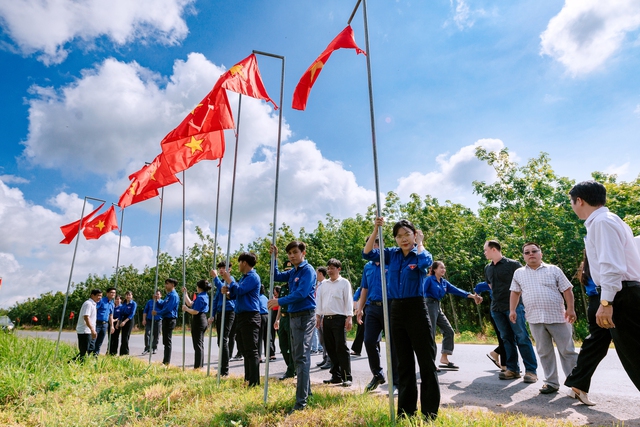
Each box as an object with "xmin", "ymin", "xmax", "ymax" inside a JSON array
[{"xmin": 0, "ymin": 333, "xmax": 609, "ymax": 426}]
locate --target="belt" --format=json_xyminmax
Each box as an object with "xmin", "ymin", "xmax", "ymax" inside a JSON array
[
  {"xmin": 289, "ymin": 309, "xmax": 314, "ymax": 318},
  {"xmin": 369, "ymin": 301, "xmax": 383, "ymax": 306},
  {"xmin": 391, "ymin": 297, "xmax": 425, "ymax": 304},
  {"xmin": 96, "ymin": 320, "xmax": 108, "ymax": 324},
  {"xmin": 323, "ymin": 314, "xmax": 346, "ymax": 320},
  {"xmin": 622, "ymin": 280, "xmax": 640, "ymax": 288},
  {"xmin": 280, "ymin": 313, "xmax": 287, "ymax": 317}
]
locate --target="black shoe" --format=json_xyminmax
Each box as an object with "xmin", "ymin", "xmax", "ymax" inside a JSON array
[
  {"xmin": 350, "ymin": 350, "xmax": 360, "ymax": 356},
  {"xmin": 316, "ymin": 359, "xmax": 327, "ymax": 367},
  {"xmin": 323, "ymin": 377, "xmax": 343, "ymax": 384},
  {"xmin": 287, "ymin": 404, "xmax": 305, "ymax": 415},
  {"xmin": 342, "ymin": 380, "xmax": 352, "ymax": 387},
  {"xmin": 152, "ymin": 349, "xmax": 157, "ymax": 354},
  {"xmin": 365, "ymin": 375, "xmax": 386, "ymax": 392},
  {"xmin": 141, "ymin": 350, "xmax": 149, "ymax": 355},
  {"xmin": 320, "ymin": 363, "xmax": 332, "ymax": 370},
  {"xmin": 279, "ymin": 374, "xmax": 295, "ymax": 381}
]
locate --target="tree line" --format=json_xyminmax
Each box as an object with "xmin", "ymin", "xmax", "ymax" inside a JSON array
[{"xmin": 6, "ymin": 148, "xmax": 640, "ymax": 340}]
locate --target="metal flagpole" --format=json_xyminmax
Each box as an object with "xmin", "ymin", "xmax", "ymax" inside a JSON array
[
  {"xmin": 351, "ymin": 0, "xmax": 395, "ymax": 422},
  {"xmin": 182, "ymin": 170, "xmax": 187, "ymax": 371},
  {"xmin": 149, "ymin": 187, "xmax": 165, "ymax": 365},
  {"xmin": 218, "ymin": 94, "xmax": 242, "ymax": 385},
  {"xmin": 55, "ymin": 196, "xmax": 105, "ymax": 359},
  {"xmin": 106, "ymin": 205, "xmax": 125, "ymax": 355},
  {"xmin": 253, "ymin": 49, "xmax": 285, "ymax": 404},
  {"xmin": 206, "ymin": 161, "xmax": 223, "ymax": 376}
]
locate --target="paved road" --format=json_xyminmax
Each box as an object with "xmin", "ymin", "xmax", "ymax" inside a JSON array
[{"xmin": 19, "ymin": 330, "xmax": 639, "ymax": 426}]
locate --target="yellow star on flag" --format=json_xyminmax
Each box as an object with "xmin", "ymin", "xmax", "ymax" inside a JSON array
[
  {"xmin": 185, "ymin": 136, "xmax": 204, "ymax": 154},
  {"xmin": 229, "ymin": 64, "xmax": 246, "ymax": 80},
  {"xmin": 148, "ymin": 165, "xmax": 157, "ymax": 181},
  {"xmin": 128, "ymin": 181, "xmax": 137, "ymax": 195},
  {"xmin": 191, "ymin": 104, "xmax": 203, "ymax": 115},
  {"xmin": 310, "ymin": 60, "xmax": 324, "ymax": 81},
  {"xmin": 96, "ymin": 220, "xmax": 106, "ymax": 231}
]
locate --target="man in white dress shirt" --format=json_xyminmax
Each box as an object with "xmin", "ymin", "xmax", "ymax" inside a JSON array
[
  {"xmin": 316, "ymin": 258, "xmax": 354, "ymax": 387},
  {"xmin": 73, "ymin": 289, "xmax": 102, "ymax": 362},
  {"xmin": 510, "ymin": 242, "xmax": 578, "ymax": 394},
  {"xmin": 569, "ymin": 180, "xmax": 640, "ymax": 393}
]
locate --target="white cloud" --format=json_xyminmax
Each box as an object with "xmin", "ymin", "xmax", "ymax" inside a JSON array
[
  {"xmin": 0, "ymin": 174, "xmax": 30, "ymax": 184},
  {"xmin": 448, "ymin": 0, "xmax": 487, "ymax": 30},
  {"xmin": 0, "ymin": 0, "xmax": 194, "ymax": 65},
  {"xmin": 0, "ymin": 181, "xmax": 155, "ymax": 308},
  {"xmin": 22, "ymin": 53, "xmax": 226, "ymax": 176},
  {"xmin": 634, "ymin": 104, "xmax": 640, "ymax": 116},
  {"xmin": 603, "ymin": 162, "xmax": 630, "ymax": 179},
  {"xmin": 394, "ymin": 138, "xmax": 504, "ymax": 204},
  {"xmin": 540, "ymin": 0, "xmax": 640, "ymax": 76}
]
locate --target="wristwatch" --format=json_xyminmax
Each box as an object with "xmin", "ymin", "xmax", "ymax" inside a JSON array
[{"xmin": 600, "ymin": 299, "xmax": 613, "ymax": 307}]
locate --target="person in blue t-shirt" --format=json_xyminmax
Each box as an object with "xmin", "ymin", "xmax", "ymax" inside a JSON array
[
  {"xmin": 257, "ymin": 285, "xmax": 272, "ymax": 362},
  {"xmin": 209, "ymin": 261, "xmax": 236, "ymax": 376},
  {"xmin": 91, "ymin": 287, "xmax": 115, "ymax": 356},
  {"xmin": 142, "ymin": 290, "xmax": 162, "ymax": 355},
  {"xmin": 425, "ymin": 261, "xmax": 482, "ymax": 369},
  {"xmin": 153, "ymin": 278, "xmax": 180, "ymax": 365},
  {"xmin": 221, "ymin": 252, "xmax": 262, "ymax": 386},
  {"xmin": 363, "ymin": 217, "xmax": 439, "ymax": 421},
  {"xmin": 118, "ymin": 291, "xmax": 137, "ymax": 356},
  {"xmin": 109, "ymin": 295, "xmax": 123, "ymax": 355},
  {"xmin": 183, "ymin": 279, "xmax": 211, "ymax": 369}
]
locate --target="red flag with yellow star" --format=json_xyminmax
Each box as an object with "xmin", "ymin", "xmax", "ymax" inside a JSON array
[
  {"xmin": 215, "ymin": 53, "xmax": 278, "ymax": 109},
  {"xmin": 83, "ymin": 205, "xmax": 119, "ymax": 240},
  {"xmin": 292, "ymin": 25, "xmax": 365, "ymax": 111},
  {"xmin": 118, "ymin": 153, "xmax": 180, "ymax": 208},
  {"xmin": 161, "ymin": 130, "xmax": 226, "ymax": 174},
  {"xmin": 59, "ymin": 202, "xmax": 105, "ymax": 244}
]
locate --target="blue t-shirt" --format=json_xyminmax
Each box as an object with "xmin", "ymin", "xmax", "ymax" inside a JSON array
[
  {"xmin": 120, "ymin": 300, "xmax": 137, "ymax": 321},
  {"xmin": 96, "ymin": 296, "xmax": 114, "ymax": 322},
  {"xmin": 274, "ymin": 260, "xmax": 316, "ymax": 313},
  {"xmin": 191, "ymin": 291, "xmax": 209, "ymax": 314},
  {"xmin": 143, "ymin": 299, "xmax": 162, "ymax": 321},
  {"xmin": 212, "ymin": 277, "xmax": 236, "ymax": 313},
  {"xmin": 228, "ymin": 269, "xmax": 261, "ymax": 313},
  {"xmin": 363, "ymin": 246, "xmax": 432, "ymax": 300},
  {"xmin": 259, "ymin": 294, "xmax": 269, "ymax": 315},
  {"xmin": 425, "ymin": 275, "xmax": 470, "ymax": 301},
  {"xmin": 156, "ymin": 289, "xmax": 179, "ymax": 319},
  {"xmin": 360, "ymin": 260, "xmax": 389, "ymax": 304}
]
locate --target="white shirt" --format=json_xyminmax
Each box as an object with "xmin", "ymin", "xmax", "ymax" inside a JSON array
[
  {"xmin": 585, "ymin": 207, "xmax": 640, "ymax": 302},
  {"xmin": 316, "ymin": 276, "xmax": 353, "ymax": 317},
  {"xmin": 76, "ymin": 298, "xmax": 97, "ymax": 334},
  {"xmin": 510, "ymin": 262, "xmax": 572, "ymax": 324}
]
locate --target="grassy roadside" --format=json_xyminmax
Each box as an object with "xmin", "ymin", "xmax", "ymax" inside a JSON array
[{"xmin": 0, "ymin": 333, "xmax": 587, "ymax": 427}]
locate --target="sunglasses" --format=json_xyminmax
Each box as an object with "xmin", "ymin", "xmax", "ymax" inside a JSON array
[{"xmin": 523, "ymin": 249, "xmax": 540, "ymax": 255}]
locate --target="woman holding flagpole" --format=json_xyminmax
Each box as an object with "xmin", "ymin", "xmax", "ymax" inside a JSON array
[{"xmin": 183, "ymin": 280, "xmax": 211, "ymax": 369}]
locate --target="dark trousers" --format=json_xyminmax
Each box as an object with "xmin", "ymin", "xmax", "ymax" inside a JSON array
[
  {"xmin": 229, "ymin": 315, "xmax": 238, "ymax": 356},
  {"xmin": 216, "ymin": 310, "xmax": 235, "ymax": 375},
  {"xmin": 162, "ymin": 318, "xmax": 177, "ymax": 365},
  {"xmin": 391, "ymin": 298, "xmax": 440, "ymax": 420},
  {"xmin": 269, "ymin": 309, "xmax": 278, "ymax": 357},
  {"xmin": 74, "ymin": 333, "xmax": 91, "ymax": 361},
  {"xmin": 323, "ymin": 315, "xmax": 352, "ymax": 381},
  {"xmin": 279, "ymin": 314, "xmax": 295, "ymax": 376},
  {"xmin": 109, "ymin": 326, "xmax": 121, "ymax": 355},
  {"xmin": 92, "ymin": 321, "xmax": 109, "ymax": 355},
  {"xmin": 565, "ymin": 295, "xmax": 611, "ymax": 392},
  {"xmin": 488, "ymin": 310, "xmax": 507, "ymax": 367},
  {"xmin": 258, "ymin": 313, "xmax": 271, "ymax": 359},
  {"xmin": 191, "ymin": 312, "xmax": 208, "ymax": 369},
  {"xmin": 609, "ymin": 285, "xmax": 640, "ymax": 391},
  {"xmin": 351, "ymin": 311, "xmax": 365, "ymax": 354},
  {"xmin": 119, "ymin": 320, "xmax": 133, "ymax": 355},
  {"xmin": 237, "ymin": 311, "xmax": 261, "ymax": 386},
  {"xmin": 144, "ymin": 319, "xmax": 162, "ymax": 352},
  {"xmin": 364, "ymin": 304, "xmax": 398, "ymax": 385}
]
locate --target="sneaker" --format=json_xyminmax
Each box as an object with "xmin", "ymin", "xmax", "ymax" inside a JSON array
[
  {"xmin": 141, "ymin": 350, "xmax": 149, "ymax": 355},
  {"xmin": 539, "ymin": 384, "xmax": 559, "ymax": 394},
  {"xmin": 498, "ymin": 370, "xmax": 521, "ymax": 380},
  {"xmin": 523, "ymin": 372, "xmax": 538, "ymax": 383},
  {"xmin": 323, "ymin": 377, "xmax": 343, "ymax": 384},
  {"xmin": 342, "ymin": 380, "xmax": 352, "ymax": 387},
  {"xmin": 365, "ymin": 375, "xmax": 386, "ymax": 392}
]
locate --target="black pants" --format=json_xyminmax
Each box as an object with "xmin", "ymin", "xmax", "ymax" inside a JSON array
[
  {"xmin": 609, "ymin": 285, "xmax": 640, "ymax": 391},
  {"xmin": 565, "ymin": 294, "xmax": 611, "ymax": 392},
  {"xmin": 216, "ymin": 310, "xmax": 235, "ymax": 375},
  {"xmin": 323, "ymin": 315, "xmax": 352, "ymax": 381},
  {"xmin": 74, "ymin": 333, "xmax": 91, "ymax": 361},
  {"xmin": 191, "ymin": 312, "xmax": 208, "ymax": 369},
  {"xmin": 229, "ymin": 314, "xmax": 237, "ymax": 356},
  {"xmin": 279, "ymin": 314, "xmax": 295, "ymax": 376},
  {"xmin": 162, "ymin": 318, "xmax": 177, "ymax": 365},
  {"xmin": 237, "ymin": 311, "xmax": 261, "ymax": 386},
  {"xmin": 109, "ymin": 326, "xmax": 121, "ymax": 355},
  {"xmin": 119, "ymin": 320, "xmax": 133, "ymax": 355},
  {"xmin": 364, "ymin": 304, "xmax": 398, "ymax": 385},
  {"xmin": 258, "ymin": 313, "xmax": 270, "ymax": 359},
  {"xmin": 391, "ymin": 298, "xmax": 440, "ymax": 420},
  {"xmin": 351, "ymin": 311, "xmax": 365, "ymax": 354},
  {"xmin": 488, "ymin": 310, "xmax": 507, "ymax": 367},
  {"xmin": 144, "ymin": 319, "xmax": 162, "ymax": 352},
  {"xmin": 269, "ymin": 309, "xmax": 278, "ymax": 357}
]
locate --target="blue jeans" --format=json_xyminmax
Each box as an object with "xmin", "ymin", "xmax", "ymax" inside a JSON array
[
  {"xmin": 90, "ymin": 321, "xmax": 108, "ymax": 355},
  {"xmin": 491, "ymin": 305, "xmax": 537, "ymax": 374}
]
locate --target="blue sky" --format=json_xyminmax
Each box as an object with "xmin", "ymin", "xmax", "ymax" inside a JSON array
[{"xmin": 1, "ymin": 0, "xmax": 640, "ymax": 308}]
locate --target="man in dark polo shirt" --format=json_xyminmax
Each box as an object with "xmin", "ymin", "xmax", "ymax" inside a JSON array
[{"xmin": 484, "ymin": 240, "xmax": 538, "ymax": 383}]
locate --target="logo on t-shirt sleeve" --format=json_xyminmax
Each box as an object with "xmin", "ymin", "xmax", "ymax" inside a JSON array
[{"xmin": 408, "ymin": 264, "xmax": 417, "ymax": 270}]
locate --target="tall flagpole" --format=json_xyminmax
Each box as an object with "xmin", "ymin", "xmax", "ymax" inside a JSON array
[
  {"xmin": 149, "ymin": 187, "xmax": 165, "ymax": 365},
  {"xmin": 55, "ymin": 196, "xmax": 105, "ymax": 359},
  {"xmin": 253, "ymin": 49, "xmax": 285, "ymax": 404},
  {"xmin": 206, "ymin": 161, "xmax": 223, "ymax": 376},
  {"xmin": 182, "ymin": 170, "xmax": 187, "ymax": 371},
  {"xmin": 106, "ymin": 205, "xmax": 125, "ymax": 356},
  {"xmin": 219, "ymin": 94, "xmax": 242, "ymax": 385},
  {"xmin": 351, "ymin": 0, "xmax": 395, "ymax": 422}
]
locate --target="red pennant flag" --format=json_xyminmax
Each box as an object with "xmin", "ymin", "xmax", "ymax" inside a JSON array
[
  {"xmin": 292, "ymin": 25, "xmax": 365, "ymax": 111},
  {"xmin": 59, "ymin": 202, "xmax": 105, "ymax": 244},
  {"xmin": 83, "ymin": 205, "xmax": 118, "ymax": 240},
  {"xmin": 214, "ymin": 54, "xmax": 278, "ymax": 109},
  {"xmin": 161, "ymin": 130, "xmax": 225, "ymax": 174},
  {"xmin": 118, "ymin": 153, "xmax": 180, "ymax": 208}
]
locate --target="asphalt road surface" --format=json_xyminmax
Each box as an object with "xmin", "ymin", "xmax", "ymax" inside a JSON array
[{"xmin": 19, "ymin": 330, "xmax": 639, "ymax": 426}]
